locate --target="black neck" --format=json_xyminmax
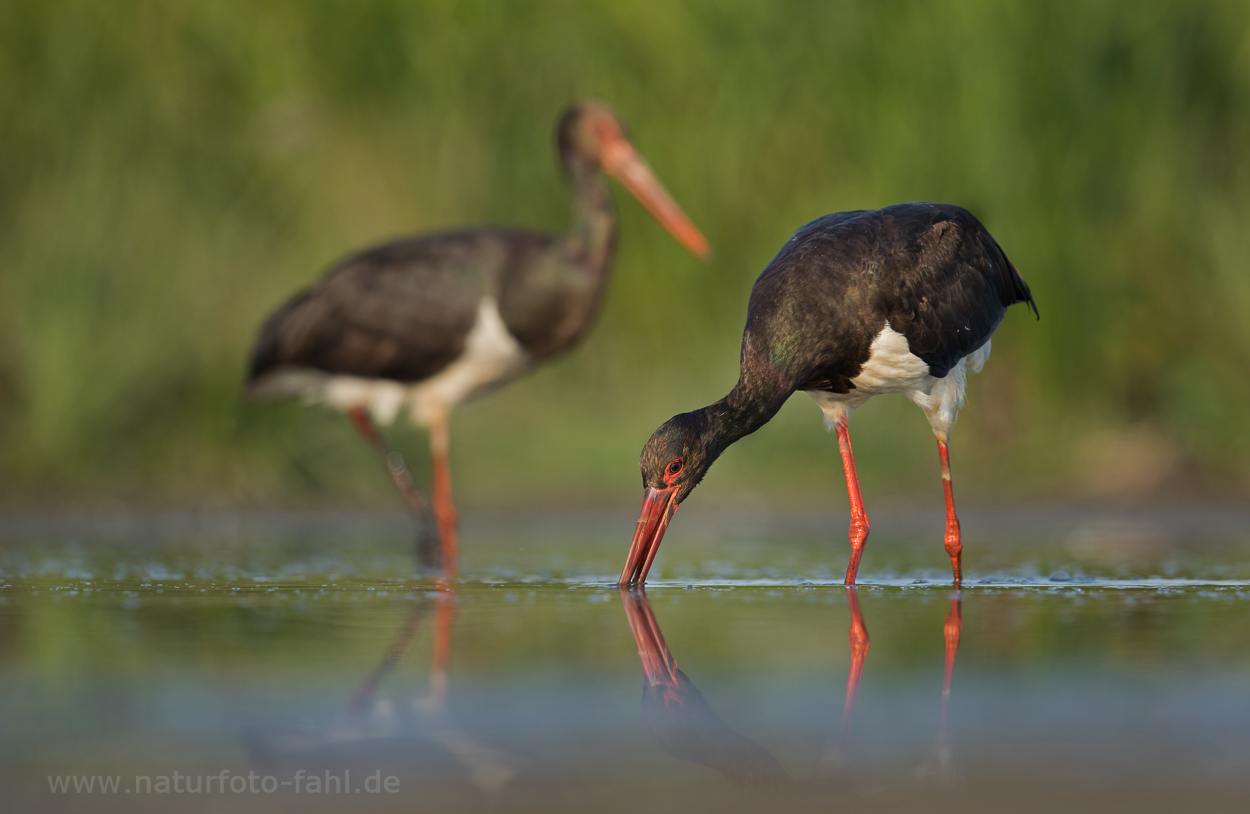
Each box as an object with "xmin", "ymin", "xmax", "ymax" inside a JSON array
[
  {"xmin": 697, "ymin": 365, "xmax": 793, "ymax": 458},
  {"xmin": 563, "ymin": 157, "xmax": 617, "ymax": 271}
]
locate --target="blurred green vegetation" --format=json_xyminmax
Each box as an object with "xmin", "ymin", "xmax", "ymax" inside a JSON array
[{"xmin": 1, "ymin": 0, "xmax": 1249, "ymax": 510}]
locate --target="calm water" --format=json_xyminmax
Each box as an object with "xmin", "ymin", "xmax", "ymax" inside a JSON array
[{"xmin": 2, "ymin": 508, "xmax": 1250, "ymax": 813}]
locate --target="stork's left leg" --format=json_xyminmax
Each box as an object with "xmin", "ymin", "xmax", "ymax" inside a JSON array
[
  {"xmin": 937, "ymin": 441, "xmax": 962, "ymax": 587},
  {"xmin": 428, "ymin": 415, "xmax": 459, "ymax": 576},
  {"xmin": 834, "ymin": 416, "xmax": 871, "ymax": 586},
  {"xmin": 346, "ymin": 406, "xmax": 441, "ymax": 569}
]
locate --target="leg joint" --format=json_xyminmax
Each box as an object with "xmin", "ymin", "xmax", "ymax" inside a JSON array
[{"xmin": 849, "ymin": 519, "xmax": 870, "ymax": 548}]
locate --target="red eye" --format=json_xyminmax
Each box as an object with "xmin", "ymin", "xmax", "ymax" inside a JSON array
[{"xmin": 665, "ymin": 458, "xmax": 684, "ymax": 481}]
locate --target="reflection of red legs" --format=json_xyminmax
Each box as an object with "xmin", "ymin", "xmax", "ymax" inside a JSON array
[
  {"xmin": 824, "ymin": 586, "xmax": 870, "ymax": 771},
  {"xmin": 429, "ymin": 415, "xmax": 459, "ymax": 576},
  {"xmin": 937, "ymin": 441, "xmax": 962, "ymax": 587},
  {"xmin": 426, "ymin": 586, "xmax": 455, "ymax": 709},
  {"xmin": 835, "ymin": 417, "xmax": 870, "ymax": 585},
  {"xmin": 347, "ymin": 603, "xmax": 428, "ymax": 715},
  {"xmin": 919, "ymin": 594, "xmax": 963, "ymax": 784},
  {"xmin": 840, "ymin": 587, "xmax": 870, "ymax": 738},
  {"xmin": 344, "ymin": 584, "xmax": 457, "ymax": 716},
  {"xmin": 939, "ymin": 596, "xmax": 962, "ymax": 733}
]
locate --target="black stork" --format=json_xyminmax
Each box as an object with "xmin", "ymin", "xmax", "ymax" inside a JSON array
[
  {"xmin": 619, "ymin": 203, "xmax": 1037, "ymax": 587},
  {"xmin": 246, "ymin": 102, "xmax": 711, "ymax": 574}
]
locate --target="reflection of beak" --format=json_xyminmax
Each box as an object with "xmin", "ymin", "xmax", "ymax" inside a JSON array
[
  {"xmin": 618, "ymin": 486, "xmax": 679, "ymax": 586},
  {"xmin": 619, "ymin": 588, "xmax": 681, "ymax": 690},
  {"xmin": 600, "ymin": 139, "xmax": 713, "ymax": 262}
]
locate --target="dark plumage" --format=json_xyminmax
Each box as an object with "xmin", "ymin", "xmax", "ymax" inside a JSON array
[
  {"xmin": 752, "ymin": 203, "xmax": 1035, "ymax": 392},
  {"xmin": 248, "ymin": 230, "xmax": 577, "ymax": 384},
  {"xmin": 245, "ymin": 102, "xmax": 711, "ymax": 574},
  {"xmin": 621, "ymin": 203, "xmax": 1036, "ymax": 587}
]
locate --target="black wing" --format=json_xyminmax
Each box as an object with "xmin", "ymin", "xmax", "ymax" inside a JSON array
[
  {"xmin": 876, "ymin": 203, "xmax": 1036, "ymax": 376},
  {"xmin": 247, "ymin": 230, "xmax": 551, "ymax": 385},
  {"xmin": 745, "ymin": 203, "xmax": 1036, "ymax": 393}
]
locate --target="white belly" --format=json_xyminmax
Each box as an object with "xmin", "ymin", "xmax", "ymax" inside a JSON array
[
  {"xmin": 402, "ymin": 296, "xmax": 529, "ymax": 425},
  {"xmin": 257, "ymin": 297, "xmax": 529, "ymax": 427},
  {"xmin": 805, "ymin": 322, "xmax": 991, "ymax": 443}
]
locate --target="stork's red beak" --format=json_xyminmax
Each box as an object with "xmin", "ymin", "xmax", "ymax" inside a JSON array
[
  {"xmin": 618, "ymin": 485, "xmax": 679, "ymax": 586},
  {"xmin": 600, "ymin": 139, "xmax": 713, "ymax": 262}
]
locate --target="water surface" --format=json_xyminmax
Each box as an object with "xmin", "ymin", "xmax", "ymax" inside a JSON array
[{"xmin": 2, "ymin": 508, "xmax": 1249, "ymax": 812}]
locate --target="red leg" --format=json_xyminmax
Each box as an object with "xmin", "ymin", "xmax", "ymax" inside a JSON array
[
  {"xmin": 834, "ymin": 417, "xmax": 870, "ymax": 585},
  {"xmin": 347, "ymin": 407, "xmax": 429, "ymax": 515},
  {"xmin": 429, "ymin": 416, "xmax": 459, "ymax": 576},
  {"xmin": 347, "ymin": 406, "xmax": 440, "ymax": 570},
  {"xmin": 937, "ymin": 441, "xmax": 962, "ymax": 587}
]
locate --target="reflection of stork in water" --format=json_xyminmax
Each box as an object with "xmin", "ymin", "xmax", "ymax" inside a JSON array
[
  {"xmin": 823, "ymin": 588, "xmax": 964, "ymax": 784},
  {"xmin": 248, "ymin": 586, "xmax": 515, "ymax": 796},
  {"xmin": 620, "ymin": 588, "xmax": 965, "ymax": 791},
  {"xmin": 619, "ymin": 589, "xmax": 789, "ymax": 791}
]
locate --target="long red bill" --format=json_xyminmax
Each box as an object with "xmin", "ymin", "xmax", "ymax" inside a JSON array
[
  {"xmin": 600, "ymin": 139, "xmax": 713, "ymax": 262},
  {"xmin": 617, "ymin": 486, "xmax": 679, "ymax": 586}
]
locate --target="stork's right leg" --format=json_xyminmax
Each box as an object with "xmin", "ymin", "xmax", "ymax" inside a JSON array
[
  {"xmin": 428, "ymin": 415, "xmax": 459, "ymax": 576},
  {"xmin": 834, "ymin": 416, "xmax": 871, "ymax": 585},
  {"xmin": 937, "ymin": 440, "xmax": 962, "ymax": 587},
  {"xmin": 347, "ymin": 406, "xmax": 440, "ymax": 570}
]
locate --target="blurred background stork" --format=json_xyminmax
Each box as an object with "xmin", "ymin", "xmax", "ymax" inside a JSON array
[{"xmin": 1, "ymin": 1, "xmax": 1248, "ymax": 512}]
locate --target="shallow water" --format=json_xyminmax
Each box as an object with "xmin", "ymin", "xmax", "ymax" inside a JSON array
[{"xmin": 3, "ymin": 508, "xmax": 1250, "ymax": 813}]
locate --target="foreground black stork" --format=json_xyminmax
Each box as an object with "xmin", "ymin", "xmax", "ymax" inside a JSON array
[
  {"xmin": 246, "ymin": 102, "xmax": 711, "ymax": 573},
  {"xmin": 619, "ymin": 203, "xmax": 1036, "ymax": 587}
]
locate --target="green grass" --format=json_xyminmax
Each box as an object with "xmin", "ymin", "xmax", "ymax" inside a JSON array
[{"xmin": 1, "ymin": 0, "xmax": 1248, "ymax": 508}]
